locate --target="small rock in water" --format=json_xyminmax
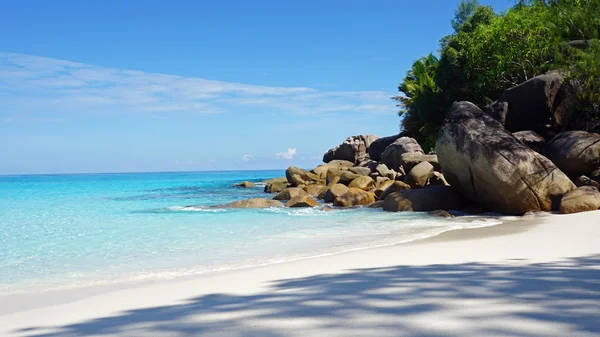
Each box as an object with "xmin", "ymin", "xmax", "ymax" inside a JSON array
[
  {"xmin": 321, "ymin": 205, "xmax": 336, "ymax": 212},
  {"xmin": 428, "ymin": 210, "xmax": 454, "ymax": 218},
  {"xmin": 213, "ymin": 198, "xmax": 283, "ymax": 208},
  {"xmin": 234, "ymin": 181, "xmax": 254, "ymax": 188}
]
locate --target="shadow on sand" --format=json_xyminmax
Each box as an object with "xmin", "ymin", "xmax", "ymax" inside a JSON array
[{"xmin": 16, "ymin": 255, "xmax": 600, "ymax": 337}]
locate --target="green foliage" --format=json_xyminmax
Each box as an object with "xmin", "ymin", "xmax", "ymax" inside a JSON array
[
  {"xmin": 394, "ymin": 54, "xmax": 443, "ymax": 150},
  {"xmin": 451, "ymin": 0, "xmax": 480, "ymax": 32},
  {"xmin": 396, "ymin": 0, "xmax": 600, "ymax": 143},
  {"xmin": 566, "ymin": 41, "xmax": 600, "ymax": 128}
]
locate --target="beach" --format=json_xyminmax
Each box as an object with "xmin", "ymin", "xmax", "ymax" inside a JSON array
[{"xmin": 1, "ymin": 210, "xmax": 598, "ymax": 337}]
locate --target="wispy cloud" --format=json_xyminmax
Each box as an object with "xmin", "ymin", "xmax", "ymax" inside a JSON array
[
  {"xmin": 241, "ymin": 154, "xmax": 253, "ymax": 162},
  {"xmin": 0, "ymin": 52, "xmax": 396, "ymax": 117},
  {"xmin": 275, "ymin": 148, "xmax": 297, "ymax": 160}
]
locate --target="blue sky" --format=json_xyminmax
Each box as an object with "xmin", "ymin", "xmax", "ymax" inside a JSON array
[{"xmin": 0, "ymin": 0, "xmax": 513, "ymax": 174}]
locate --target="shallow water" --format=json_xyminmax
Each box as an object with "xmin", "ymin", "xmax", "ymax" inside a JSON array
[{"xmin": 0, "ymin": 170, "xmax": 505, "ymax": 293}]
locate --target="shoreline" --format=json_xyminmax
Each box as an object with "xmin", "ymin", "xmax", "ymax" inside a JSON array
[
  {"xmin": 0, "ymin": 212, "xmax": 513, "ymax": 309},
  {"xmin": 0, "ymin": 210, "xmax": 511, "ymax": 297},
  {"xmin": 1, "ymin": 210, "xmax": 598, "ymax": 336}
]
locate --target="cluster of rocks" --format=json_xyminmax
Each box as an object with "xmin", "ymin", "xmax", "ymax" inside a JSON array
[
  {"xmin": 227, "ymin": 73, "xmax": 600, "ymax": 215},
  {"xmin": 437, "ymin": 73, "xmax": 600, "ymax": 215},
  {"xmin": 225, "ymin": 134, "xmax": 468, "ymax": 214}
]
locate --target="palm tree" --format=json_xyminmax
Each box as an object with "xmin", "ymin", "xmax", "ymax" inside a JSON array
[{"xmin": 393, "ymin": 54, "xmax": 443, "ymax": 150}]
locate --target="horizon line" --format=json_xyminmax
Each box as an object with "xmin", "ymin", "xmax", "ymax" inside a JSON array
[{"xmin": 0, "ymin": 168, "xmax": 300, "ymax": 178}]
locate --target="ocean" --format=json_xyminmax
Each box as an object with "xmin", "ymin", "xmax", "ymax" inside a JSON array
[{"xmin": 0, "ymin": 170, "xmax": 505, "ymax": 293}]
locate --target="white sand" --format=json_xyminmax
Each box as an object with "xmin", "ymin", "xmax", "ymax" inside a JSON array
[{"xmin": 1, "ymin": 210, "xmax": 599, "ymax": 337}]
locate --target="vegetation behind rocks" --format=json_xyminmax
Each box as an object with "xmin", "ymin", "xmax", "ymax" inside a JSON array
[{"xmin": 394, "ymin": 0, "xmax": 600, "ymax": 151}]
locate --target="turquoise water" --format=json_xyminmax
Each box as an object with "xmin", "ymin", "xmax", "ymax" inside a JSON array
[{"xmin": 0, "ymin": 170, "xmax": 503, "ymax": 293}]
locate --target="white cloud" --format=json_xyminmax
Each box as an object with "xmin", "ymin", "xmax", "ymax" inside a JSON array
[
  {"xmin": 0, "ymin": 52, "xmax": 397, "ymax": 117},
  {"xmin": 241, "ymin": 154, "xmax": 253, "ymax": 162},
  {"xmin": 276, "ymin": 148, "xmax": 297, "ymax": 160}
]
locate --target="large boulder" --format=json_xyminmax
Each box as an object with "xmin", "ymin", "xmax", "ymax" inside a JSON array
[
  {"xmin": 312, "ymin": 165, "xmax": 334, "ymax": 179},
  {"xmin": 404, "ymin": 161, "xmax": 434, "ymax": 189},
  {"xmin": 348, "ymin": 176, "xmax": 375, "ymax": 191},
  {"xmin": 436, "ymin": 101, "xmax": 575, "ymax": 215},
  {"xmin": 303, "ymin": 184, "xmax": 327, "ymax": 197},
  {"xmin": 323, "ymin": 184, "xmax": 349, "ymax": 203},
  {"xmin": 559, "ymin": 186, "xmax": 600, "ymax": 214},
  {"xmin": 512, "ymin": 131, "xmax": 546, "ymax": 153},
  {"xmin": 312, "ymin": 161, "xmax": 353, "ymax": 178},
  {"xmin": 368, "ymin": 134, "xmax": 402, "ymax": 162},
  {"xmin": 544, "ymin": 131, "xmax": 600, "ymax": 177},
  {"xmin": 273, "ymin": 187, "xmax": 308, "ymax": 201},
  {"xmin": 383, "ymin": 186, "xmax": 469, "ymax": 212},
  {"xmin": 214, "ymin": 198, "xmax": 283, "ymax": 208},
  {"xmin": 333, "ymin": 188, "xmax": 376, "ymax": 207},
  {"xmin": 483, "ymin": 73, "xmax": 572, "ymax": 139},
  {"xmin": 380, "ymin": 137, "xmax": 424, "ymax": 171},
  {"xmin": 285, "ymin": 166, "xmax": 320, "ymax": 186},
  {"xmin": 286, "ymin": 195, "xmax": 319, "ymax": 208},
  {"xmin": 323, "ymin": 135, "xmax": 380, "ymax": 164}
]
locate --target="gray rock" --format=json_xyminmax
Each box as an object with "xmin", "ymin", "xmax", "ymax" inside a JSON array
[
  {"xmin": 381, "ymin": 137, "xmax": 424, "ymax": 171},
  {"xmin": 512, "ymin": 130, "xmax": 546, "ymax": 153},
  {"xmin": 323, "ymin": 135, "xmax": 380, "ymax": 164},
  {"xmin": 573, "ymin": 175, "xmax": 600, "ymax": 191},
  {"xmin": 383, "ymin": 186, "xmax": 468, "ymax": 212},
  {"xmin": 404, "ymin": 162, "xmax": 434, "ymax": 189},
  {"xmin": 368, "ymin": 134, "xmax": 403, "ymax": 161},
  {"xmin": 544, "ymin": 131, "xmax": 600, "ymax": 177},
  {"xmin": 483, "ymin": 73, "xmax": 572, "ymax": 139},
  {"xmin": 358, "ymin": 160, "xmax": 379, "ymax": 173},
  {"xmin": 436, "ymin": 101, "xmax": 575, "ymax": 215},
  {"xmin": 400, "ymin": 153, "xmax": 440, "ymax": 174},
  {"xmin": 348, "ymin": 166, "xmax": 372, "ymax": 176},
  {"xmin": 376, "ymin": 163, "xmax": 397, "ymax": 180}
]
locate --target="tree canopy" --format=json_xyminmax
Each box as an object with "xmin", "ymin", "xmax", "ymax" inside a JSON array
[{"xmin": 395, "ymin": 0, "xmax": 600, "ymax": 150}]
